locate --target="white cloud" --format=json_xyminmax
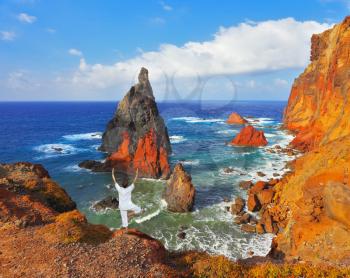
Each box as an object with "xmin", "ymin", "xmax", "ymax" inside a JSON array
[
  {"xmin": 159, "ymin": 1, "xmax": 173, "ymax": 11},
  {"xmin": 150, "ymin": 17, "xmax": 166, "ymax": 25},
  {"xmin": 274, "ymin": 78, "xmax": 289, "ymax": 87},
  {"xmin": 7, "ymin": 70, "xmax": 40, "ymax": 90},
  {"xmin": 70, "ymin": 18, "xmax": 330, "ymax": 93},
  {"xmin": 46, "ymin": 28, "xmax": 56, "ymax": 34},
  {"xmin": 68, "ymin": 48, "xmax": 83, "ymax": 57},
  {"xmin": 1, "ymin": 31, "xmax": 16, "ymax": 41},
  {"xmin": 18, "ymin": 13, "xmax": 37, "ymax": 24}
]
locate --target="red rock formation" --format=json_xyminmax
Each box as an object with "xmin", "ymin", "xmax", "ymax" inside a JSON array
[
  {"xmin": 226, "ymin": 112, "xmax": 248, "ymax": 125},
  {"xmin": 230, "ymin": 125, "xmax": 268, "ymax": 147},
  {"xmin": 163, "ymin": 163, "xmax": 195, "ymax": 212},
  {"xmin": 80, "ymin": 68, "xmax": 171, "ymax": 179},
  {"xmin": 284, "ymin": 16, "xmax": 350, "ymax": 151},
  {"xmin": 269, "ymin": 17, "xmax": 350, "ymax": 265}
]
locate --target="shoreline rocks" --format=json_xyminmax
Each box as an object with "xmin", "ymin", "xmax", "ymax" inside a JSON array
[
  {"xmin": 230, "ymin": 125, "xmax": 268, "ymax": 147},
  {"xmin": 163, "ymin": 163, "xmax": 195, "ymax": 212},
  {"xmin": 226, "ymin": 112, "xmax": 248, "ymax": 125}
]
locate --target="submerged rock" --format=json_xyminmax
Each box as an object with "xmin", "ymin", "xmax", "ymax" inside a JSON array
[
  {"xmin": 226, "ymin": 112, "xmax": 248, "ymax": 125},
  {"xmin": 81, "ymin": 67, "xmax": 171, "ymax": 179},
  {"xmin": 230, "ymin": 125, "xmax": 268, "ymax": 147},
  {"xmin": 93, "ymin": 196, "xmax": 119, "ymax": 211},
  {"xmin": 231, "ymin": 197, "xmax": 245, "ymax": 215},
  {"xmin": 163, "ymin": 164, "xmax": 195, "ymax": 212}
]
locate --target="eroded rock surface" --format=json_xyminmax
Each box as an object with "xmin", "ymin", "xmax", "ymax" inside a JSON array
[
  {"xmin": 230, "ymin": 125, "xmax": 268, "ymax": 147},
  {"xmin": 163, "ymin": 163, "xmax": 195, "ymax": 212},
  {"xmin": 81, "ymin": 67, "xmax": 171, "ymax": 179}
]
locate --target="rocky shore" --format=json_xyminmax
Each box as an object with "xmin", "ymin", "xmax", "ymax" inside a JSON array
[{"xmin": 1, "ymin": 162, "xmax": 349, "ymax": 277}]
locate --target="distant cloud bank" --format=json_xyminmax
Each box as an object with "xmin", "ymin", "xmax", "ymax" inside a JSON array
[{"xmin": 71, "ymin": 18, "xmax": 330, "ymax": 91}]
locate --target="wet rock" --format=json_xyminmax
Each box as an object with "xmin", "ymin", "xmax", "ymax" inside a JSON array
[
  {"xmin": 93, "ymin": 196, "xmax": 119, "ymax": 211},
  {"xmin": 257, "ymin": 188, "xmax": 275, "ymax": 206},
  {"xmin": 79, "ymin": 160, "xmax": 108, "ymax": 172},
  {"xmin": 223, "ymin": 167, "xmax": 234, "ymax": 173},
  {"xmin": 268, "ymin": 179, "xmax": 279, "ymax": 186},
  {"xmin": 256, "ymin": 223, "xmax": 265, "ymax": 234},
  {"xmin": 239, "ymin": 180, "xmax": 253, "ymax": 190},
  {"xmin": 241, "ymin": 224, "xmax": 256, "ymax": 233},
  {"xmin": 177, "ymin": 231, "xmax": 186, "ymax": 239},
  {"xmin": 231, "ymin": 197, "xmax": 245, "ymax": 215},
  {"xmin": 230, "ymin": 125, "xmax": 268, "ymax": 147},
  {"xmin": 249, "ymin": 181, "xmax": 267, "ymax": 194},
  {"xmin": 163, "ymin": 164, "xmax": 195, "ymax": 212},
  {"xmin": 257, "ymin": 171, "xmax": 266, "ymax": 177},
  {"xmin": 247, "ymin": 194, "xmax": 261, "ymax": 212}
]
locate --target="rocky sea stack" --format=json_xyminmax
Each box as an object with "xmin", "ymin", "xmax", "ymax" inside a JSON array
[
  {"xmin": 163, "ymin": 163, "xmax": 195, "ymax": 212},
  {"xmin": 226, "ymin": 112, "xmax": 248, "ymax": 125},
  {"xmin": 230, "ymin": 125, "xmax": 268, "ymax": 147},
  {"xmin": 80, "ymin": 67, "xmax": 172, "ymax": 179}
]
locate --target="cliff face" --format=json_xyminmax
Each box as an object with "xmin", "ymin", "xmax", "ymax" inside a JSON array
[
  {"xmin": 284, "ymin": 16, "xmax": 350, "ymax": 151},
  {"xmin": 270, "ymin": 17, "xmax": 350, "ymax": 265},
  {"xmin": 85, "ymin": 67, "xmax": 171, "ymax": 179}
]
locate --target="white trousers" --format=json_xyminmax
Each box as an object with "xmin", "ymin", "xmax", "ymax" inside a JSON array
[{"xmin": 120, "ymin": 204, "xmax": 141, "ymax": 227}]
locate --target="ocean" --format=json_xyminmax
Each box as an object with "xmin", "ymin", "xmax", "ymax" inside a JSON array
[{"xmin": 0, "ymin": 100, "xmax": 294, "ymax": 259}]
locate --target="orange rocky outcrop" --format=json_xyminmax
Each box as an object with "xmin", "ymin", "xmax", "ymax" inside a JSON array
[
  {"xmin": 0, "ymin": 162, "xmax": 181, "ymax": 277},
  {"xmin": 284, "ymin": 16, "xmax": 350, "ymax": 152},
  {"xmin": 226, "ymin": 112, "xmax": 248, "ymax": 125},
  {"xmin": 80, "ymin": 67, "xmax": 171, "ymax": 179},
  {"xmin": 268, "ymin": 17, "xmax": 350, "ymax": 265},
  {"xmin": 163, "ymin": 163, "xmax": 195, "ymax": 212},
  {"xmin": 230, "ymin": 125, "xmax": 268, "ymax": 147}
]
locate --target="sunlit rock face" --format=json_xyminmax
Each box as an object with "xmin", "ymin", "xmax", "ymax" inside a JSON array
[{"xmin": 284, "ymin": 16, "xmax": 350, "ymax": 152}]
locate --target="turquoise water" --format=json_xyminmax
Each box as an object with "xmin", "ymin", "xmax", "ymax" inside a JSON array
[{"xmin": 0, "ymin": 101, "xmax": 294, "ymax": 259}]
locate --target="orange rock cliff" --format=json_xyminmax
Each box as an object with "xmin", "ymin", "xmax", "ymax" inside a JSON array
[{"xmin": 269, "ymin": 17, "xmax": 350, "ymax": 265}]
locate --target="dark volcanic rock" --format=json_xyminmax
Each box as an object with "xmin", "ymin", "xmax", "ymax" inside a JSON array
[
  {"xmin": 78, "ymin": 160, "xmax": 108, "ymax": 172},
  {"xmin": 81, "ymin": 67, "xmax": 171, "ymax": 179},
  {"xmin": 93, "ymin": 196, "xmax": 119, "ymax": 211},
  {"xmin": 163, "ymin": 164, "xmax": 195, "ymax": 212}
]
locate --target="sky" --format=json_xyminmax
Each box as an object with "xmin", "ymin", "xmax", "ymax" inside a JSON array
[{"xmin": 0, "ymin": 0, "xmax": 349, "ymax": 101}]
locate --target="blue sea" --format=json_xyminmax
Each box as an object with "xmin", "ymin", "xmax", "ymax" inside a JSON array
[{"xmin": 0, "ymin": 101, "xmax": 294, "ymax": 259}]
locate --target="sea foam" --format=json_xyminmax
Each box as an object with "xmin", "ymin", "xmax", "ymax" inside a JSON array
[
  {"xmin": 63, "ymin": 132, "xmax": 102, "ymax": 141},
  {"xmin": 170, "ymin": 135, "xmax": 187, "ymax": 144}
]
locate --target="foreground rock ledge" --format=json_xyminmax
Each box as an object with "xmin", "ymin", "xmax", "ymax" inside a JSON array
[
  {"xmin": 163, "ymin": 163, "xmax": 195, "ymax": 212},
  {"xmin": 80, "ymin": 67, "xmax": 172, "ymax": 179}
]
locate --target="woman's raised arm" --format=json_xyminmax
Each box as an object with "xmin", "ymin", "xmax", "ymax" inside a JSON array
[
  {"xmin": 112, "ymin": 168, "xmax": 117, "ymax": 184},
  {"xmin": 132, "ymin": 168, "xmax": 139, "ymax": 185}
]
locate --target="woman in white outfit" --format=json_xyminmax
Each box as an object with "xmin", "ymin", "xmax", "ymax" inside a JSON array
[{"xmin": 112, "ymin": 168, "xmax": 142, "ymax": 229}]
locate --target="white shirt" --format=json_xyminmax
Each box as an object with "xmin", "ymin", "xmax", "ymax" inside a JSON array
[{"xmin": 115, "ymin": 183, "xmax": 136, "ymax": 210}]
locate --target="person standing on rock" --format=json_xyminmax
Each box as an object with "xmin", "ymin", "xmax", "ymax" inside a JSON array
[{"xmin": 112, "ymin": 168, "xmax": 142, "ymax": 229}]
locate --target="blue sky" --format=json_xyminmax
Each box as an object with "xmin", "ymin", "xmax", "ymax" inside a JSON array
[{"xmin": 0, "ymin": 0, "xmax": 349, "ymax": 101}]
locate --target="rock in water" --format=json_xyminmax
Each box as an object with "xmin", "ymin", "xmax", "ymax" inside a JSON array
[
  {"xmin": 230, "ymin": 125, "xmax": 267, "ymax": 147},
  {"xmin": 163, "ymin": 164, "xmax": 195, "ymax": 212},
  {"xmin": 82, "ymin": 67, "xmax": 171, "ymax": 178},
  {"xmin": 226, "ymin": 112, "xmax": 248, "ymax": 125}
]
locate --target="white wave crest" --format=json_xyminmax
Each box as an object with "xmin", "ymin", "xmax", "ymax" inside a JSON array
[
  {"xmin": 171, "ymin": 116, "xmax": 224, "ymax": 124},
  {"xmin": 170, "ymin": 135, "xmax": 187, "ymax": 144},
  {"xmin": 33, "ymin": 143, "xmax": 80, "ymax": 158},
  {"xmin": 63, "ymin": 132, "xmax": 102, "ymax": 141}
]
